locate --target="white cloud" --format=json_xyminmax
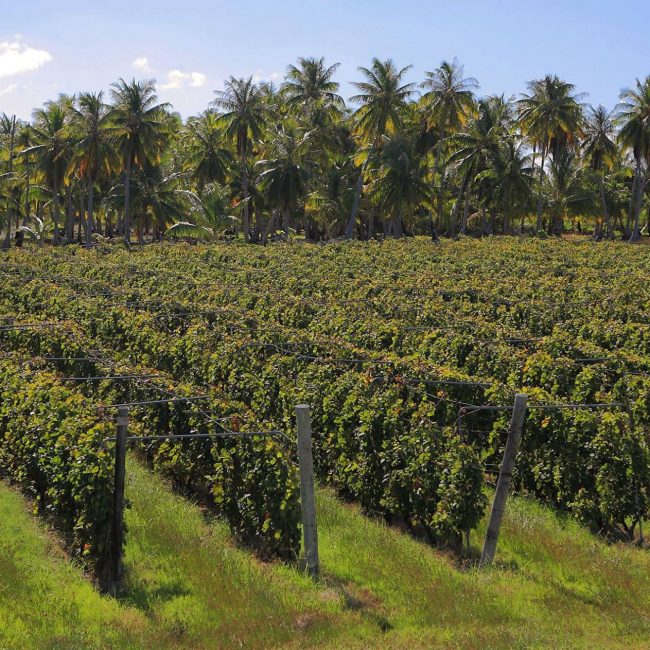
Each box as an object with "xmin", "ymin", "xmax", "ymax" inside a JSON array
[
  {"xmin": 252, "ymin": 70, "xmax": 282, "ymax": 84},
  {"xmin": 190, "ymin": 72, "xmax": 206, "ymax": 87},
  {"xmin": 0, "ymin": 83, "xmax": 17, "ymax": 95},
  {"xmin": 160, "ymin": 69, "xmax": 207, "ymax": 90},
  {"xmin": 132, "ymin": 56, "xmax": 152, "ymax": 73},
  {"xmin": 0, "ymin": 41, "xmax": 52, "ymax": 78}
]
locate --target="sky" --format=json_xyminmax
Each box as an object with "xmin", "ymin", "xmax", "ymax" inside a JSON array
[{"xmin": 2, "ymin": 0, "xmax": 649, "ymax": 120}]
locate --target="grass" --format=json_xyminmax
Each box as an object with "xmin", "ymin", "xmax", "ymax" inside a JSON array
[
  {"xmin": 1, "ymin": 458, "xmax": 649, "ymax": 649},
  {"xmin": 318, "ymin": 490, "xmax": 650, "ymax": 648},
  {"xmin": 0, "ymin": 479, "xmax": 148, "ymax": 649},
  {"xmin": 121, "ymin": 457, "xmax": 372, "ymax": 649}
]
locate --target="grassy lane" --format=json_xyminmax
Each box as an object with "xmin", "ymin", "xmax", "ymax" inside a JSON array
[
  {"xmin": 122, "ymin": 457, "xmax": 374, "ymax": 649},
  {"xmin": 0, "ymin": 481, "xmax": 151, "ymax": 649},
  {"xmin": 1, "ymin": 460, "xmax": 649, "ymax": 649},
  {"xmin": 317, "ymin": 489, "xmax": 650, "ymax": 649}
]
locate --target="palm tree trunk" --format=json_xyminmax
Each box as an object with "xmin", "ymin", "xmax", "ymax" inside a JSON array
[
  {"xmin": 434, "ymin": 121, "xmax": 449, "ymax": 233},
  {"xmin": 530, "ymin": 144, "xmax": 537, "ymax": 181},
  {"xmin": 86, "ymin": 179, "xmax": 94, "ymax": 247},
  {"xmin": 16, "ymin": 167, "xmax": 31, "ymax": 248},
  {"xmin": 254, "ymin": 205, "xmax": 261, "ymax": 243},
  {"xmin": 346, "ymin": 162, "xmax": 367, "ymax": 240},
  {"xmin": 394, "ymin": 213, "xmax": 404, "ymax": 237},
  {"xmin": 438, "ymin": 165, "xmax": 448, "ymax": 234},
  {"xmin": 460, "ymin": 196, "xmax": 470, "ymax": 235},
  {"xmin": 507, "ymin": 186, "xmax": 513, "ymax": 234},
  {"xmin": 630, "ymin": 168, "xmax": 648, "ymax": 243},
  {"xmin": 78, "ymin": 191, "xmax": 85, "ymax": 243},
  {"xmin": 599, "ymin": 172, "xmax": 611, "ymax": 240},
  {"xmin": 263, "ymin": 208, "xmax": 279, "ymax": 245},
  {"xmin": 106, "ymin": 210, "xmax": 114, "ymax": 238},
  {"xmin": 2, "ymin": 123, "xmax": 15, "ymax": 249},
  {"xmin": 283, "ymin": 206, "xmax": 290, "ymax": 240},
  {"xmin": 52, "ymin": 186, "xmax": 61, "ymax": 245},
  {"xmin": 23, "ymin": 170, "xmax": 30, "ymax": 227},
  {"xmin": 65, "ymin": 185, "xmax": 74, "ymax": 243},
  {"xmin": 450, "ymin": 169, "xmax": 470, "ymax": 239},
  {"xmin": 536, "ymin": 147, "xmax": 547, "ymax": 232},
  {"xmin": 432, "ymin": 135, "xmax": 445, "ymax": 235},
  {"xmin": 124, "ymin": 145, "xmax": 133, "ymax": 245},
  {"xmin": 625, "ymin": 161, "xmax": 640, "ymax": 239},
  {"xmin": 483, "ymin": 207, "xmax": 491, "ymax": 236},
  {"xmin": 367, "ymin": 206, "xmax": 375, "ymax": 240},
  {"xmin": 241, "ymin": 152, "xmax": 250, "ymax": 242}
]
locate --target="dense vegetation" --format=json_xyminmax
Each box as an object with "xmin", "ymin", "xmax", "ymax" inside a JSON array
[
  {"xmin": 1, "ymin": 238, "xmax": 648, "ymax": 575},
  {"xmin": 0, "ymin": 361, "xmax": 114, "ymax": 572},
  {"xmin": 0, "ymin": 60, "xmax": 649, "ymax": 246}
]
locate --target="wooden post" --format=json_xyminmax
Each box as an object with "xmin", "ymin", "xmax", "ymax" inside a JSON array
[
  {"xmin": 480, "ymin": 393, "xmax": 528, "ymax": 566},
  {"xmin": 110, "ymin": 405, "xmax": 128, "ymax": 594},
  {"xmin": 626, "ymin": 405, "xmax": 645, "ymax": 548},
  {"xmin": 296, "ymin": 404, "xmax": 319, "ymax": 579}
]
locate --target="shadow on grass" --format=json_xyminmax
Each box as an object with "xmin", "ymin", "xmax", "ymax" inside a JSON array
[
  {"xmin": 454, "ymin": 542, "xmax": 522, "ymax": 573},
  {"xmin": 321, "ymin": 572, "xmax": 394, "ymax": 633},
  {"xmin": 118, "ymin": 570, "xmax": 192, "ymax": 613}
]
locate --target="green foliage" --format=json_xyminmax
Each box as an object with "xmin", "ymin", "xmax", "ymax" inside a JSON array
[
  {"xmin": 0, "ymin": 360, "xmax": 114, "ymax": 573},
  {"xmin": 1, "ymin": 235, "xmax": 649, "ymax": 562}
]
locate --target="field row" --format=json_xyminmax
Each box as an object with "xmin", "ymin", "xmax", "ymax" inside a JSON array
[{"xmin": 0, "ymin": 239, "xmax": 648, "ymax": 575}]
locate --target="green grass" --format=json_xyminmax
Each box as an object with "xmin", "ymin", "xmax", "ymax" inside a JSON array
[
  {"xmin": 1, "ymin": 459, "xmax": 649, "ymax": 649},
  {"xmin": 0, "ymin": 480, "xmax": 149, "ymax": 649},
  {"xmin": 318, "ymin": 490, "xmax": 650, "ymax": 648},
  {"xmin": 121, "ymin": 457, "xmax": 372, "ymax": 649}
]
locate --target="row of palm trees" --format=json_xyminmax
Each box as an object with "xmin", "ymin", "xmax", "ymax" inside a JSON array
[{"xmin": 1, "ymin": 58, "xmax": 649, "ymax": 247}]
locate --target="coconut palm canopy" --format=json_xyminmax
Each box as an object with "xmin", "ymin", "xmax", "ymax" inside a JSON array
[{"xmin": 1, "ymin": 62, "xmax": 649, "ymax": 247}]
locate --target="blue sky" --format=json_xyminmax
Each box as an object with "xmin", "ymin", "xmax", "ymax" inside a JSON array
[{"xmin": 2, "ymin": 0, "xmax": 649, "ymax": 119}]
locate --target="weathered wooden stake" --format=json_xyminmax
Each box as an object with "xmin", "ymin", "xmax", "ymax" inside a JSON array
[
  {"xmin": 110, "ymin": 405, "xmax": 128, "ymax": 594},
  {"xmin": 296, "ymin": 404, "xmax": 319, "ymax": 579},
  {"xmin": 480, "ymin": 393, "xmax": 528, "ymax": 566},
  {"xmin": 626, "ymin": 405, "xmax": 645, "ymax": 548}
]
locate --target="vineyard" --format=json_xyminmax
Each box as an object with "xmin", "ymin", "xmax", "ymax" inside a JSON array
[{"xmin": 1, "ymin": 237, "xmax": 650, "ymax": 647}]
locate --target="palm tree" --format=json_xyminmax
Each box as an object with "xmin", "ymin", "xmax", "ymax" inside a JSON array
[
  {"xmin": 617, "ymin": 77, "xmax": 650, "ymax": 242},
  {"xmin": 183, "ymin": 111, "xmax": 233, "ymax": 197},
  {"xmin": 420, "ymin": 59, "xmax": 478, "ymax": 235},
  {"xmin": 212, "ymin": 77, "xmax": 266, "ymax": 242},
  {"xmin": 445, "ymin": 97, "xmax": 507, "ymax": 236},
  {"xmin": 478, "ymin": 139, "xmax": 533, "ymax": 234},
  {"xmin": 14, "ymin": 123, "xmax": 35, "ymax": 247},
  {"xmin": 346, "ymin": 58, "xmax": 417, "ymax": 238},
  {"xmin": 0, "ymin": 114, "xmax": 18, "ymax": 248},
  {"xmin": 110, "ymin": 78, "xmax": 170, "ymax": 245},
  {"xmin": 282, "ymin": 57, "xmax": 343, "ymax": 108},
  {"xmin": 30, "ymin": 102, "xmax": 70, "ymax": 244},
  {"xmin": 518, "ymin": 75, "xmax": 585, "ymax": 232},
  {"xmin": 106, "ymin": 162, "xmax": 193, "ymax": 243},
  {"xmin": 258, "ymin": 123, "xmax": 311, "ymax": 241},
  {"xmin": 304, "ymin": 152, "xmax": 356, "ymax": 239},
  {"xmin": 166, "ymin": 182, "xmax": 237, "ymax": 240},
  {"xmin": 544, "ymin": 148, "xmax": 592, "ymax": 234},
  {"xmin": 582, "ymin": 105, "xmax": 618, "ymax": 239},
  {"xmin": 374, "ymin": 133, "xmax": 431, "ymax": 236},
  {"xmin": 68, "ymin": 92, "xmax": 120, "ymax": 246}
]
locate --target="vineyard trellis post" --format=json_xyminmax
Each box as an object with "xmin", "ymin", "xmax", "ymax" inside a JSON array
[
  {"xmin": 110, "ymin": 405, "xmax": 128, "ymax": 595},
  {"xmin": 296, "ymin": 404, "xmax": 319, "ymax": 579},
  {"xmin": 626, "ymin": 404, "xmax": 645, "ymax": 547},
  {"xmin": 480, "ymin": 393, "xmax": 528, "ymax": 566}
]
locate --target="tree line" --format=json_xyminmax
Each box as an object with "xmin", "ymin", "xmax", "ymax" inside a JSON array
[{"xmin": 0, "ymin": 58, "xmax": 649, "ymax": 247}]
